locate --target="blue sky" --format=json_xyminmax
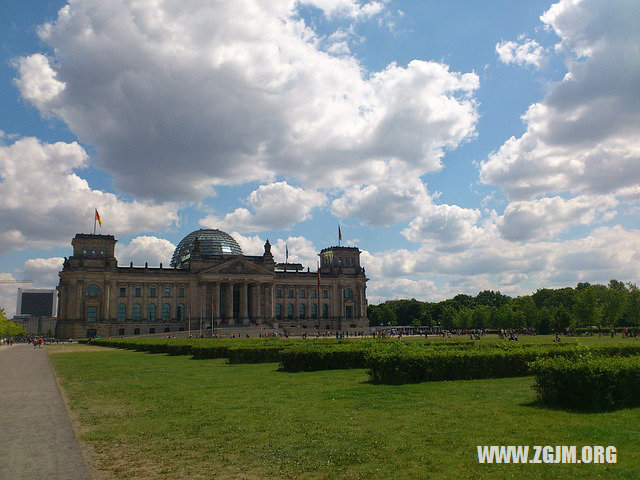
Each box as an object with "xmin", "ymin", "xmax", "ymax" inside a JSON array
[{"xmin": 1, "ymin": 0, "xmax": 638, "ymax": 315}]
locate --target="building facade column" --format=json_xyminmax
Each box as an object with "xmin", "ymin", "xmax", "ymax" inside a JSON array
[
  {"xmin": 255, "ymin": 283, "xmax": 262, "ymax": 324},
  {"xmin": 270, "ymin": 284, "xmax": 275, "ymax": 319},
  {"xmin": 76, "ymin": 281, "xmax": 83, "ymax": 320},
  {"xmin": 240, "ymin": 282, "xmax": 249, "ymax": 325},
  {"xmin": 213, "ymin": 283, "xmax": 221, "ymax": 324},
  {"xmin": 226, "ymin": 283, "xmax": 234, "ymax": 324}
]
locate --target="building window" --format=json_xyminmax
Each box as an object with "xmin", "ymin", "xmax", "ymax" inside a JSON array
[
  {"xmin": 132, "ymin": 303, "xmax": 142, "ymax": 321},
  {"xmin": 117, "ymin": 304, "xmax": 126, "ymax": 322},
  {"xmin": 87, "ymin": 306, "xmax": 97, "ymax": 322},
  {"xmin": 177, "ymin": 304, "xmax": 184, "ymax": 322},
  {"xmin": 135, "ymin": 287, "xmax": 142, "ymax": 297},
  {"xmin": 311, "ymin": 303, "xmax": 318, "ymax": 319},
  {"xmin": 323, "ymin": 290, "xmax": 329, "ymax": 298},
  {"xmin": 149, "ymin": 287, "xmax": 157, "ymax": 298},
  {"xmin": 311, "ymin": 289, "xmax": 317, "ymax": 299},
  {"xmin": 276, "ymin": 289, "xmax": 283, "ymax": 298},
  {"xmin": 118, "ymin": 328, "xmax": 125, "ymax": 336},
  {"xmin": 86, "ymin": 284, "xmax": 100, "ymax": 297},
  {"xmin": 149, "ymin": 327, "xmax": 156, "ymax": 334},
  {"xmin": 299, "ymin": 304, "xmax": 306, "ymax": 319},
  {"xmin": 134, "ymin": 328, "xmax": 140, "ymax": 335},
  {"xmin": 163, "ymin": 287, "xmax": 171, "ymax": 298},
  {"xmin": 119, "ymin": 287, "xmax": 126, "ymax": 297},
  {"xmin": 178, "ymin": 287, "xmax": 185, "ymax": 298},
  {"xmin": 87, "ymin": 328, "xmax": 97, "ymax": 338},
  {"xmin": 275, "ymin": 303, "xmax": 282, "ymax": 319},
  {"xmin": 162, "ymin": 303, "xmax": 171, "ymax": 321},
  {"xmin": 287, "ymin": 303, "xmax": 294, "ymax": 320},
  {"xmin": 346, "ymin": 306, "xmax": 353, "ymax": 318},
  {"xmin": 148, "ymin": 304, "xmax": 156, "ymax": 321},
  {"xmin": 344, "ymin": 288, "xmax": 353, "ymax": 299},
  {"xmin": 164, "ymin": 327, "xmax": 170, "ymax": 333},
  {"xmin": 288, "ymin": 289, "xmax": 294, "ymax": 299},
  {"xmin": 322, "ymin": 303, "xmax": 329, "ymax": 319},
  {"xmin": 325, "ymin": 324, "xmax": 331, "ymax": 330},
  {"xmin": 300, "ymin": 289, "xmax": 306, "ymax": 298}
]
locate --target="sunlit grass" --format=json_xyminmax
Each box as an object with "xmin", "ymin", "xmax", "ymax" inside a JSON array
[{"xmin": 49, "ymin": 341, "xmax": 640, "ymax": 479}]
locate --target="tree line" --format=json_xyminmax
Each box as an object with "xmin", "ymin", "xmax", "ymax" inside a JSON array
[{"xmin": 367, "ymin": 280, "xmax": 640, "ymax": 334}]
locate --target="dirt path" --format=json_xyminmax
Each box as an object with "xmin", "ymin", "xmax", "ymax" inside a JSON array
[{"xmin": 0, "ymin": 343, "xmax": 92, "ymax": 480}]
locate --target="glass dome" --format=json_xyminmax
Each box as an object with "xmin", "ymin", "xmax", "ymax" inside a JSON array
[{"xmin": 170, "ymin": 229, "xmax": 243, "ymax": 267}]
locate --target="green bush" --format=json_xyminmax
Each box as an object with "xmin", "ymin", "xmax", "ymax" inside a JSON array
[
  {"xmin": 279, "ymin": 343, "xmax": 376, "ymax": 371},
  {"xmin": 531, "ymin": 355, "xmax": 640, "ymax": 411},
  {"xmin": 227, "ymin": 344, "xmax": 287, "ymax": 363},
  {"xmin": 367, "ymin": 345, "xmax": 585, "ymax": 384}
]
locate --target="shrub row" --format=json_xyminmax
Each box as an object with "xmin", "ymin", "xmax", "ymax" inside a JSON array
[
  {"xmin": 367, "ymin": 342, "xmax": 640, "ymax": 384},
  {"xmin": 366, "ymin": 345, "xmax": 586, "ymax": 384},
  {"xmin": 279, "ymin": 343, "xmax": 378, "ymax": 371},
  {"xmin": 531, "ymin": 355, "xmax": 640, "ymax": 411}
]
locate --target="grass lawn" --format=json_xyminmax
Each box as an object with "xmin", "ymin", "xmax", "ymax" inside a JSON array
[{"xmin": 48, "ymin": 340, "xmax": 640, "ymax": 480}]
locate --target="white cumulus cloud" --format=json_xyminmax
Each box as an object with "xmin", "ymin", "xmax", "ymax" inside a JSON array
[
  {"xmin": 115, "ymin": 236, "xmax": 176, "ymax": 266},
  {"xmin": 496, "ymin": 37, "xmax": 546, "ymax": 68},
  {"xmin": 15, "ymin": 0, "xmax": 478, "ymax": 203},
  {"xmin": 200, "ymin": 181, "xmax": 326, "ymax": 232},
  {"xmin": 0, "ymin": 137, "xmax": 178, "ymax": 253},
  {"xmin": 482, "ymin": 0, "xmax": 640, "ymax": 201}
]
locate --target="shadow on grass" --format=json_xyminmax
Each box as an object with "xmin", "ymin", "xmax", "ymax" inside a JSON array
[{"xmin": 519, "ymin": 398, "xmax": 632, "ymax": 414}]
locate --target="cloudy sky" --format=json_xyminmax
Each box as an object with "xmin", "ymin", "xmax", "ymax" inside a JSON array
[{"xmin": 1, "ymin": 0, "xmax": 638, "ymax": 316}]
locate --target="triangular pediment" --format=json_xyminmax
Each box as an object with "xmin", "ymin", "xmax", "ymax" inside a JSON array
[{"xmin": 198, "ymin": 257, "xmax": 274, "ymax": 276}]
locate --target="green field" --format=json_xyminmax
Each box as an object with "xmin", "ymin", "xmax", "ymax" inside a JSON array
[{"xmin": 49, "ymin": 337, "xmax": 640, "ymax": 479}]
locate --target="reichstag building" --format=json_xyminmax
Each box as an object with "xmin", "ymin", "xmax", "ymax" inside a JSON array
[{"xmin": 55, "ymin": 229, "xmax": 368, "ymax": 338}]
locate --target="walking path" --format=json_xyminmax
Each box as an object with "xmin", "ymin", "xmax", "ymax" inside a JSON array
[{"xmin": 0, "ymin": 343, "xmax": 92, "ymax": 480}]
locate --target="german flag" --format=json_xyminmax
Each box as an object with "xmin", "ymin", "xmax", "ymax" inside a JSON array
[{"xmin": 95, "ymin": 209, "xmax": 103, "ymax": 227}]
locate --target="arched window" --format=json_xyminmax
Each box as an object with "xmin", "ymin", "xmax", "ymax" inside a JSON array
[
  {"xmin": 275, "ymin": 303, "xmax": 282, "ymax": 319},
  {"xmin": 86, "ymin": 284, "xmax": 100, "ymax": 297},
  {"xmin": 117, "ymin": 304, "xmax": 126, "ymax": 322},
  {"xmin": 300, "ymin": 289, "xmax": 306, "ymax": 298},
  {"xmin": 323, "ymin": 289, "xmax": 329, "ymax": 298},
  {"xmin": 162, "ymin": 303, "xmax": 171, "ymax": 321},
  {"xmin": 132, "ymin": 303, "xmax": 141, "ymax": 321},
  {"xmin": 163, "ymin": 287, "xmax": 171, "ymax": 298},
  {"xmin": 311, "ymin": 289, "xmax": 317, "ymax": 299},
  {"xmin": 299, "ymin": 304, "xmax": 306, "ymax": 319},
  {"xmin": 311, "ymin": 303, "xmax": 317, "ymax": 318},
  {"xmin": 288, "ymin": 289, "xmax": 294, "ymax": 299},
  {"xmin": 344, "ymin": 288, "xmax": 352, "ymax": 299},
  {"xmin": 87, "ymin": 306, "xmax": 97, "ymax": 322},
  {"xmin": 287, "ymin": 303, "xmax": 294, "ymax": 319},
  {"xmin": 322, "ymin": 303, "xmax": 329, "ymax": 319},
  {"xmin": 147, "ymin": 304, "xmax": 156, "ymax": 321},
  {"xmin": 177, "ymin": 304, "xmax": 184, "ymax": 322}
]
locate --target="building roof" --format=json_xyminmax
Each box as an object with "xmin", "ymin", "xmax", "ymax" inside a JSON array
[{"xmin": 170, "ymin": 229, "xmax": 243, "ymax": 267}]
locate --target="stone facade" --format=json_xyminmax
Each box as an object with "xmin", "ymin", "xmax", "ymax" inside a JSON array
[{"xmin": 55, "ymin": 232, "xmax": 368, "ymax": 338}]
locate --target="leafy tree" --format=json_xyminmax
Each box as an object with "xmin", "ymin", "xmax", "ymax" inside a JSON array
[
  {"xmin": 380, "ymin": 305, "xmax": 397, "ymax": 326},
  {"xmin": 625, "ymin": 283, "xmax": 640, "ymax": 328},
  {"xmin": 553, "ymin": 306, "xmax": 572, "ymax": 333},
  {"xmin": 471, "ymin": 305, "xmax": 490, "ymax": 330},
  {"xmin": 0, "ymin": 309, "xmax": 28, "ymax": 337}
]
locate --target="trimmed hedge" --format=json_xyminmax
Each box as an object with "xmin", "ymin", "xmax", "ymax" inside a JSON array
[
  {"xmin": 279, "ymin": 343, "xmax": 377, "ymax": 372},
  {"xmin": 531, "ymin": 355, "xmax": 640, "ymax": 411},
  {"xmin": 227, "ymin": 345, "xmax": 288, "ymax": 364},
  {"xmin": 366, "ymin": 345, "xmax": 589, "ymax": 384}
]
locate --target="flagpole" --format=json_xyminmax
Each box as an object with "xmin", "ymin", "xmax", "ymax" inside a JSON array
[{"xmin": 93, "ymin": 208, "xmax": 97, "ymax": 235}]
